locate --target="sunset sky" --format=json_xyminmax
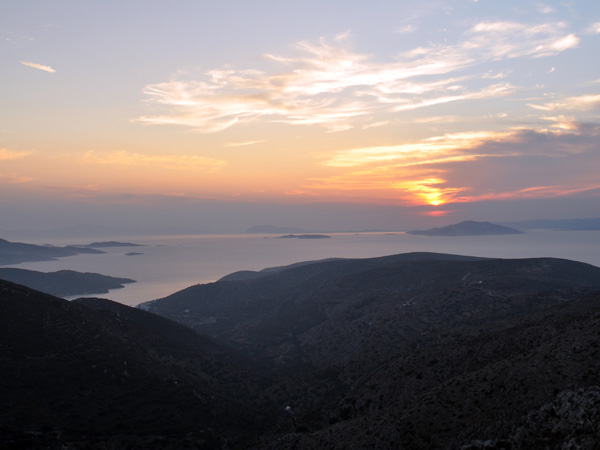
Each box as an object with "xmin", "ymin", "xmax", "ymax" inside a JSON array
[{"xmin": 1, "ymin": 1, "xmax": 600, "ymax": 232}]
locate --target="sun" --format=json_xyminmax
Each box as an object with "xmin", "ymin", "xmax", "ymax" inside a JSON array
[{"xmin": 413, "ymin": 179, "xmax": 448, "ymax": 206}]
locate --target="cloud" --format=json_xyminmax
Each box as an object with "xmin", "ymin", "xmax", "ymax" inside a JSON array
[
  {"xmin": 20, "ymin": 61, "xmax": 56, "ymax": 73},
  {"xmin": 0, "ymin": 173, "xmax": 33, "ymax": 184},
  {"xmin": 83, "ymin": 150, "xmax": 227, "ymax": 172},
  {"xmin": 586, "ymin": 22, "xmax": 600, "ymax": 34},
  {"xmin": 482, "ymin": 70, "xmax": 509, "ymax": 79},
  {"xmin": 0, "ymin": 149, "xmax": 32, "ymax": 161},
  {"xmin": 309, "ymin": 124, "xmax": 600, "ymax": 206},
  {"xmin": 138, "ymin": 20, "xmax": 579, "ymax": 133},
  {"xmin": 528, "ymin": 93, "xmax": 600, "ymax": 112},
  {"xmin": 395, "ymin": 25, "xmax": 416, "ymax": 34},
  {"xmin": 362, "ymin": 120, "xmax": 390, "ymax": 129},
  {"xmin": 323, "ymin": 130, "xmax": 515, "ymax": 168},
  {"xmin": 536, "ymin": 3, "xmax": 556, "ymax": 14},
  {"xmin": 224, "ymin": 140, "xmax": 265, "ymax": 147}
]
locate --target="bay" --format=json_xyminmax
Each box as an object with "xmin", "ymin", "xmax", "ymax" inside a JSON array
[{"xmin": 8, "ymin": 230, "xmax": 600, "ymax": 306}]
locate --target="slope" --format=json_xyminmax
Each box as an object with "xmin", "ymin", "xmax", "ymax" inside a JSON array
[{"xmin": 0, "ymin": 280, "xmax": 276, "ymax": 449}]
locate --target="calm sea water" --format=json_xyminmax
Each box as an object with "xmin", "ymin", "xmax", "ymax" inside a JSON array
[{"xmin": 9, "ymin": 231, "xmax": 600, "ymax": 306}]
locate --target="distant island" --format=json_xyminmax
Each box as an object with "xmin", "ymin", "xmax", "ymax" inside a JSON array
[
  {"xmin": 407, "ymin": 220, "xmax": 524, "ymax": 236},
  {"xmin": 275, "ymin": 234, "xmax": 332, "ymax": 239},
  {"xmin": 0, "ymin": 238, "xmax": 105, "ymax": 265},
  {"xmin": 0, "ymin": 268, "xmax": 135, "ymax": 297},
  {"xmin": 81, "ymin": 241, "xmax": 143, "ymax": 248},
  {"xmin": 125, "ymin": 252, "xmax": 144, "ymax": 256},
  {"xmin": 496, "ymin": 217, "xmax": 600, "ymax": 231},
  {"xmin": 246, "ymin": 225, "xmax": 314, "ymax": 234},
  {"xmin": 246, "ymin": 224, "xmax": 388, "ymax": 234}
]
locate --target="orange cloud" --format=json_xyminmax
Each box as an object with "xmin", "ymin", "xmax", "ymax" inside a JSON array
[
  {"xmin": 306, "ymin": 124, "xmax": 600, "ymax": 206},
  {"xmin": 0, "ymin": 149, "xmax": 32, "ymax": 161},
  {"xmin": 0, "ymin": 173, "xmax": 33, "ymax": 184},
  {"xmin": 323, "ymin": 130, "xmax": 514, "ymax": 168}
]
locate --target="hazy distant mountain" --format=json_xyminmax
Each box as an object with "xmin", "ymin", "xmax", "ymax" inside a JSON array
[
  {"xmin": 0, "ymin": 268, "xmax": 135, "ymax": 297},
  {"xmin": 496, "ymin": 217, "xmax": 600, "ymax": 230},
  {"xmin": 0, "ymin": 237, "xmax": 104, "ymax": 265},
  {"xmin": 0, "ymin": 224, "xmax": 214, "ymax": 240},
  {"xmin": 407, "ymin": 220, "xmax": 524, "ymax": 236},
  {"xmin": 80, "ymin": 241, "xmax": 143, "ymax": 248},
  {"xmin": 143, "ymin": 252, "xmax": 600, "ymax": 449}
]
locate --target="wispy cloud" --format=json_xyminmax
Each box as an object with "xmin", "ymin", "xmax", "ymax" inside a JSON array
[
  {"xmin": 20, "ymin": 61, "xmax": 56, "ymax": 73},
  {"xmin": 138, "ymin": 20, "xmax": 579, "ymax": 133},
  {"xmin": 586, "ymin": 21, "xmax": 600, "ymax": 34},
  {"xmin": 395, "ymin": 25, "xmax": 417, "ymax": 34},
  {"xmin": 536, "ymin": 3, "xmax": 556, "ymax": 14},
  {"xmin": 482, "ymin": 70, "xmax": 509, "ymax": 79},
  {"xmin": 0, "ymin": 149, "xmax": 32, "ymax": 161},
  {"xmin": 323, "ymin": 130, "xmax": 515, "ymax": 168},
  {"xmin": 83, "ymin": 150, "xmax": 227, "ymax": 173},
  {"xmin": 0, "ymin": 173, "xmax": 33, "ymax": 184},
  {"xmin": 528, "ymin": 93, "xmax": 600, "ymax": 111},
  {"xmin": 308, "ymin": 124, "xmax": 600, "ymax": 205},
  {"xmin": 224, "ymin": 140, "xmax": 265, "ymax": 147}
]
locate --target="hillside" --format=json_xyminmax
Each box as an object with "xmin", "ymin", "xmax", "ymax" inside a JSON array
[
  {"xmin": 0, "ymin": 281, "xmax": 277, "ymax": 449},
  {"xmin": 142, "ymin": 252, "xmax": 600, "ymax": 449},
  {"xmin": 3, "ymin": 252, "xmax": 600, "ymax": 449},
  {"xmin": 407, "ymin": 220, "xmax": 524, "ymax": 236}
]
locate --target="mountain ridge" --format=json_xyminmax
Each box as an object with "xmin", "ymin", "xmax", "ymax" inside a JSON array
[{"xmin": 3, "ymin": 252, "xmax": 600, "ymax": 449}]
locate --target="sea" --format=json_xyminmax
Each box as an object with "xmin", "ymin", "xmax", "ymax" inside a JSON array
[{"xmin": 8, "ymin": 230, "xmax": 600, "ymax": 306}]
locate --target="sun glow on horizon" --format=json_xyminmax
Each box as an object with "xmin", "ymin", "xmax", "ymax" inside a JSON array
[{"xmin": 2, "ymin": 0, "xmax": 600, "ymax": 229}]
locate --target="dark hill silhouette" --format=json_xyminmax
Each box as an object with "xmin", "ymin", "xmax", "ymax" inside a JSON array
[
  {"xmin": 218, "ymin": 257, "xmax": 343, "ymax": 281},
  {"xmin": 259, "ymin": 292, "xmax": 600, "ymax": 449},
  {"xmin": 407, "ymin": 220, "xmax": 524, "ymax": 236},
  {"xmin": 0, "ymin": 281, "xmax": 277, "ymax": 449},
  {"xmin": 142, "ymin": 253, "xmax": 599, "ymax": 366},
  {"xmin": 143, "ymin": 252, "xmax": 600, "ymax": 449},
  {"xmin": 4, "ymin": 252, "xmax": 600, "ymax": 449}
]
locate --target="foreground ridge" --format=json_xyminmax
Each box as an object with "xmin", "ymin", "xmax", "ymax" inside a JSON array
[{"xmin": 2, "ymin": 252, "xmax": 600, "ymax": 449}]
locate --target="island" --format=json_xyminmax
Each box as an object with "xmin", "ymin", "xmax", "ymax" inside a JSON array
[
  {"xmin": 0, "ymin": 267, "xmax": 135, "ymax": 297},
  {"xmin": 406, "ymin": 220, "xmax": 524, "ymax": 236},
  {"xmin": 246, "ymin": 225, "xmax": 314, "ymax": 234},
  {"xmin": 275, "ymin": 234, "xmax": 332, "ymax": 239},
  {"xmin": 0, "ymin": 238, "xmax": 105, "ymax": 265},
  {"xmin": 80, "ymin": 241, "xmax": 143, "ymax": 248}
]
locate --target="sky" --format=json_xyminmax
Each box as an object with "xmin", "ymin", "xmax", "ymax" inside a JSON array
[{"xmin": 1, "ymin": 0, "xmax": 600, "ymax": 233}]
